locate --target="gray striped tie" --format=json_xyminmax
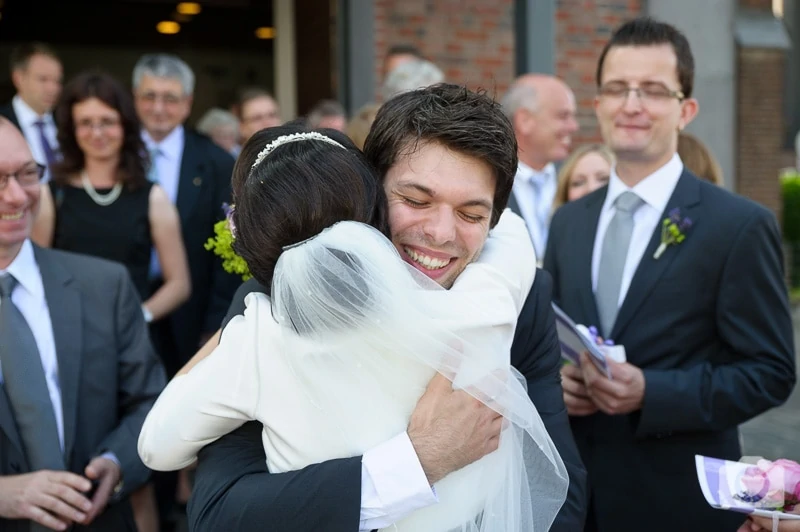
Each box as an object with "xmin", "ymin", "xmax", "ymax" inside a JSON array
[
  {"xmin": 596, "ymin": 191, "xmax": 644, "ymax": 337},
  {"xmin": 0, "ymin": 274, "xmax": 64, "ymax": 472}
]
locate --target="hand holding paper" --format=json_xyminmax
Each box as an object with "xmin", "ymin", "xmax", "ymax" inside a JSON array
[
  {"xmin": 560, "ymin": 362, "xmax": 598, "ymax": 417},
  {"xmin": 552, "ymin": 304, "xmax": 612, "ymax": 376},
  {"xmin": 582, "ymin": 353, "xmax": 646, "ymax": 416},
  {"xmin": 697, "ymin": 455, "xmax": 800, "ymax": 531}
]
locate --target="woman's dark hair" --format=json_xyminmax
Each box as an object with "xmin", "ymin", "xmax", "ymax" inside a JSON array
[
  {"xmin": 363, "ymin": 83, "xmax": 517, "ymax": 227},
  {"xmin": 53, "ymin": 71, "xmax": 148, "ymax": 189},
  {"xmin": 596, "ymin": 17, "xmax": 695, "ymax": 99},
  {"xmin": 232, "ymin": 125, "xmax": 388, "ymax": 292}
]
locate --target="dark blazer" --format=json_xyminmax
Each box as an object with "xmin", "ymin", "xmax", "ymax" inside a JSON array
[
  {"xmin": 543, "ymin": 170, "xmax": 796, "ymax": 532},
  {"xmin": 187, "ymin": 270, "xmax": 589, "ymax": 532},
  {"xmin": 0, "ymin": 247, "xmax": 166, "ymax": 531},
  {"xmin": 153, "ymin": 129, "xmax": 239, "ymax": 373},
  {"xmin": 0, "ymin": 102, "xmax": 21, "ymax": 130}
]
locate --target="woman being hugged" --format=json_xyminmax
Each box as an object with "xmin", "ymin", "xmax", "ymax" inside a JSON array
[{"xmin": 139, "ymin": 124, "xmax": 568, "ymax": 532}]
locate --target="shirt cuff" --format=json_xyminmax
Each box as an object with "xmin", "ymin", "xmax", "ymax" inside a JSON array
[
  {"xmin": 359, "ymin": 432, "xmax": 438, "ymax": 531},
  {"xmin": 100, "ymin": 451, "xmax": 121, "ymax": 468}
]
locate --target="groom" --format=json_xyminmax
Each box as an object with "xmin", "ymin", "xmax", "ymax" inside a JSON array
[
  {"xmin": 185, "ymin": 84, "xmax": 588, "ymax": 530},
  {"xmin": 544, "ymin": 17, "xmax": 796, "ymax": 532}
]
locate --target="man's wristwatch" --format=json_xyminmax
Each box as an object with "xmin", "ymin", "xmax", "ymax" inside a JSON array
[{"xmin": 142, "ymin": 306, "xmax": 154, "ymax": 323}]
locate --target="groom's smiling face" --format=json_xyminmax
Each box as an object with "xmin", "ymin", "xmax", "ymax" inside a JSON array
[{"xmin": 384, "ymin": 141, "xmax": 495, "ymax": 289}]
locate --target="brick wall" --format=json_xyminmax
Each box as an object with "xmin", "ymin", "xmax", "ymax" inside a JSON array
[
  {"xmin": 555, "ymin": 0, "xmax": 643, "ymax": 145},
  {"xmin": 736, "ymin": 48, "xmax": 794, "ymax": 218},
  {"xmin": 373, "ymin": 0, "xmax": 515, "ymax": 99},
  {"xmin": 372, "ymin": 0, "xmax": 641, "ymax": 144}
]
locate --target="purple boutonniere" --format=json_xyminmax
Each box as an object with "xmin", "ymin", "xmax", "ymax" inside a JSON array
[
  {"xmin": 653, "ymin": 207, "xmax": 692, "ymax": 259},
  {"xmin": 222, "ymin": 202, "xmax": 236, "ymax": 238}
]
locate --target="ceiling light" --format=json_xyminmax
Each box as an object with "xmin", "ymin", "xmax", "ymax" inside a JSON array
[
  {"xmin": 157, "ymin": 21, "xmax": 181, "ymax": 34},
  {"xmin": 255, "ymin": 27, "xmax": 275, "ymax": 39},
  {"xmin": 177, "ymin": 2, "xmax": 202, "ymax": 15}
]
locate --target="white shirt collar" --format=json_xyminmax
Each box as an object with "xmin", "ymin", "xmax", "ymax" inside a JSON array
[
  {"xmin": 0, "ymin": 239, "xmax": 43, "ymax": 300},
  {"xmin": 142, "ymin": 125, "xmax": 184, "ymax": 161},
  {"xmin": 12, "ymin": 94, "xmax": 54, "ymax": 127},
  {"xmin": 516, "ymin": 161, "xmax": 556, "ymax": 185},
  {"xmin": 605, "ymin": 153, "xmax": 684, "ymax": 214}
]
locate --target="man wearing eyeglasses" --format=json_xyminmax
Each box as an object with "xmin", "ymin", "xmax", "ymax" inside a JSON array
[
  {"xmin": 543, "ymin": 17, "xmax": 795, "ymax": 532},
  {"xmin": 131, "ymin": 54, "xmax": 238, "ymax": 375},
  {"xmin": 0, "ymin": 117, "xmax": 165, "ymax": 531},
  {"xmin": 132, "ymin": 53, "xmax": 240, "ymax": 529}
]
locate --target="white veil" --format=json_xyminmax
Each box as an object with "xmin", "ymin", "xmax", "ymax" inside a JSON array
[{"xmin": 269, "ymin": 221, "xmax": 568, "ymax": 532}]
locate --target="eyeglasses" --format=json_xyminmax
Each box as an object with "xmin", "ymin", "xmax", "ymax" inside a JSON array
[
  {"xmin": 75, "ymin": 117, "xmax": 122, "ymax": 133},
  {"xmin": 598, "ymin": 82, "xmax": 685, "ymax": 104},
  {"xmin": 0, "ymin": 163, "xmax": 46, "ymax": 191},
  {"xmin": 137, "ymin": 92, "xmax": 184, "ymax": 106},
  {"xmin": 242, "ymin": 111, "xmax": 279, "ymax": 125}
]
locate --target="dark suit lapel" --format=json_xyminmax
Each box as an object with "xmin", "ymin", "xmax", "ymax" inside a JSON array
[
  {"xmin": 577, "ymin": 189, "xmax": 606, "ymax": 327},
  {"xmin": 0, "ymin": 103, "xmax": 21, "ymax": 130},
  {"xmin": 610, "ymin": 172, "xmax": 701, "ymax": 339},
  {"xmin": 33, "ymin": 246, "xmax": 82, "ymax": 463},
  {"xmin": 176, "ymin": 130, "xmax": 204, "ymax": 224}
]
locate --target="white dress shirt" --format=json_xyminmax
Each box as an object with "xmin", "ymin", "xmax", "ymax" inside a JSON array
[
  {"xmin": 142, "ymin": 125, "xmax": 185, "ymax": 204},
  {"xmin": 12, "ymin": 95, "xmax": 59, "ymax": 183},
  {"xmin": 591, "ymin": 154, "xmax": 684, "ymax": 306},
  {"xmin": 512, "ymin": 162, "xmax": 557, "ymax": 257},
  {"xmin": 0, "ymin": 240, "xmax": 65, "ymax": 451}
]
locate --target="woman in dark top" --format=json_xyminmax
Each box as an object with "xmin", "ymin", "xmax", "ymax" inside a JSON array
[
  {"xmin": 32, "ymin": 71, "xmax": 189, "ymax": 323},
  {"xmin": 31, "ymin": 71, "xmax": 189, "ymax": 532}
]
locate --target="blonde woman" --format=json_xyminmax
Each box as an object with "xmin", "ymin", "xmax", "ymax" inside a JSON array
[
  {"xmin": 677, "ymin": 132, "xmax": 724, "ymax": 186},
  {"xmin": 345, "ymin": 102, "xmax": 380, "ymax": 150},
  {"xmin": 552, "ymin": 144, "xmax": 615, "ymax": 212}
]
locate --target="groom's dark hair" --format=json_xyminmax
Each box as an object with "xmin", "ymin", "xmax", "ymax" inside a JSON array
[
  {"xmin": 363, "ymin": 83, "xmax": 517, "ymax": 227},
  {"xmin": 232, "ymin": 124, "xmax": 388, "ymax": 292}
]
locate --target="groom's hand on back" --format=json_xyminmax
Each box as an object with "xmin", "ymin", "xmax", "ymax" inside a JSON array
[{"xmin": 407, "ymin": 373, "xmax": 503, "ymax": 486}]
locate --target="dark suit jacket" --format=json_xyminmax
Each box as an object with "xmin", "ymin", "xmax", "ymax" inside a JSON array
[
  {"xmin": 155, "ymin": 129, "xmax": 238, "ymax": 372},
  {"xmin": 0, "ymin": 246, "xmax": 166, "ymax": 531},
  {"xmin": 187, "ymin": 270, "xmax": 589, "ymax": 531},
  {"xmin": 543, "ymin": 171, "xmax": 796, "ymax": 532},
  {"xmin": 0, "ymin": 102, "xmax": 21, "ymax": 130}
]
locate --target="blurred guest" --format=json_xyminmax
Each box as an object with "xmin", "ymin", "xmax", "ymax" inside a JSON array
[
  {"xmin": 677, "ymin": 132, "xmax": 723, "ymax": 186},
  {"xmin": 381, "ymin": 59, "xmax": 444, "ymax": 102},
  {"xmin": 197, "ymin": 108, "xmax": 241, "ymax": 157},
  {"xmin": 33, "ymin": 71, "xmax": 190, "ymax": 318},
  {"xmin": 31, "ymin": 71, "xmax": 190, "ymax": 532},
  {"xmin": 0, "ymin": 116, "xmax": 166, "ymax": 532},
  {"xmin": 552, "ymin": 144, "xmax": 615, "ymax": 211},
  {"xmin": 132, "ymin": 53, "xmax": 236, "ymax": 372},
  {"xmin": 306, "ymin": 99, "xmax": 347, "ymax": 131},
  {"xmin": 237, "ymin": 87, "xmax": 281, "ymax": 141},
  {"xmin": 502, "ymin": 74, "xmax": 578, "ymax": 257},
  {"xmin": 383, "ymin": 44, "xmax": 425, "ymax": 79},
  {"xmin": 345, "ymin": 102, "xmax": 380, "ymax": 150},
  {"xmin": 0, "ymin": 43, "xmax": 63, "ymax": 180},
  {"xmin": 132, "ymin": 53, "xmax": 238, "ymax": 530}
]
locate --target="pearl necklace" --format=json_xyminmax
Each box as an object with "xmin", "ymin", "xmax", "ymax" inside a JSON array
[{"xmin": 81, "ymin": 171, "xmax": 122, "ymax": 206}]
